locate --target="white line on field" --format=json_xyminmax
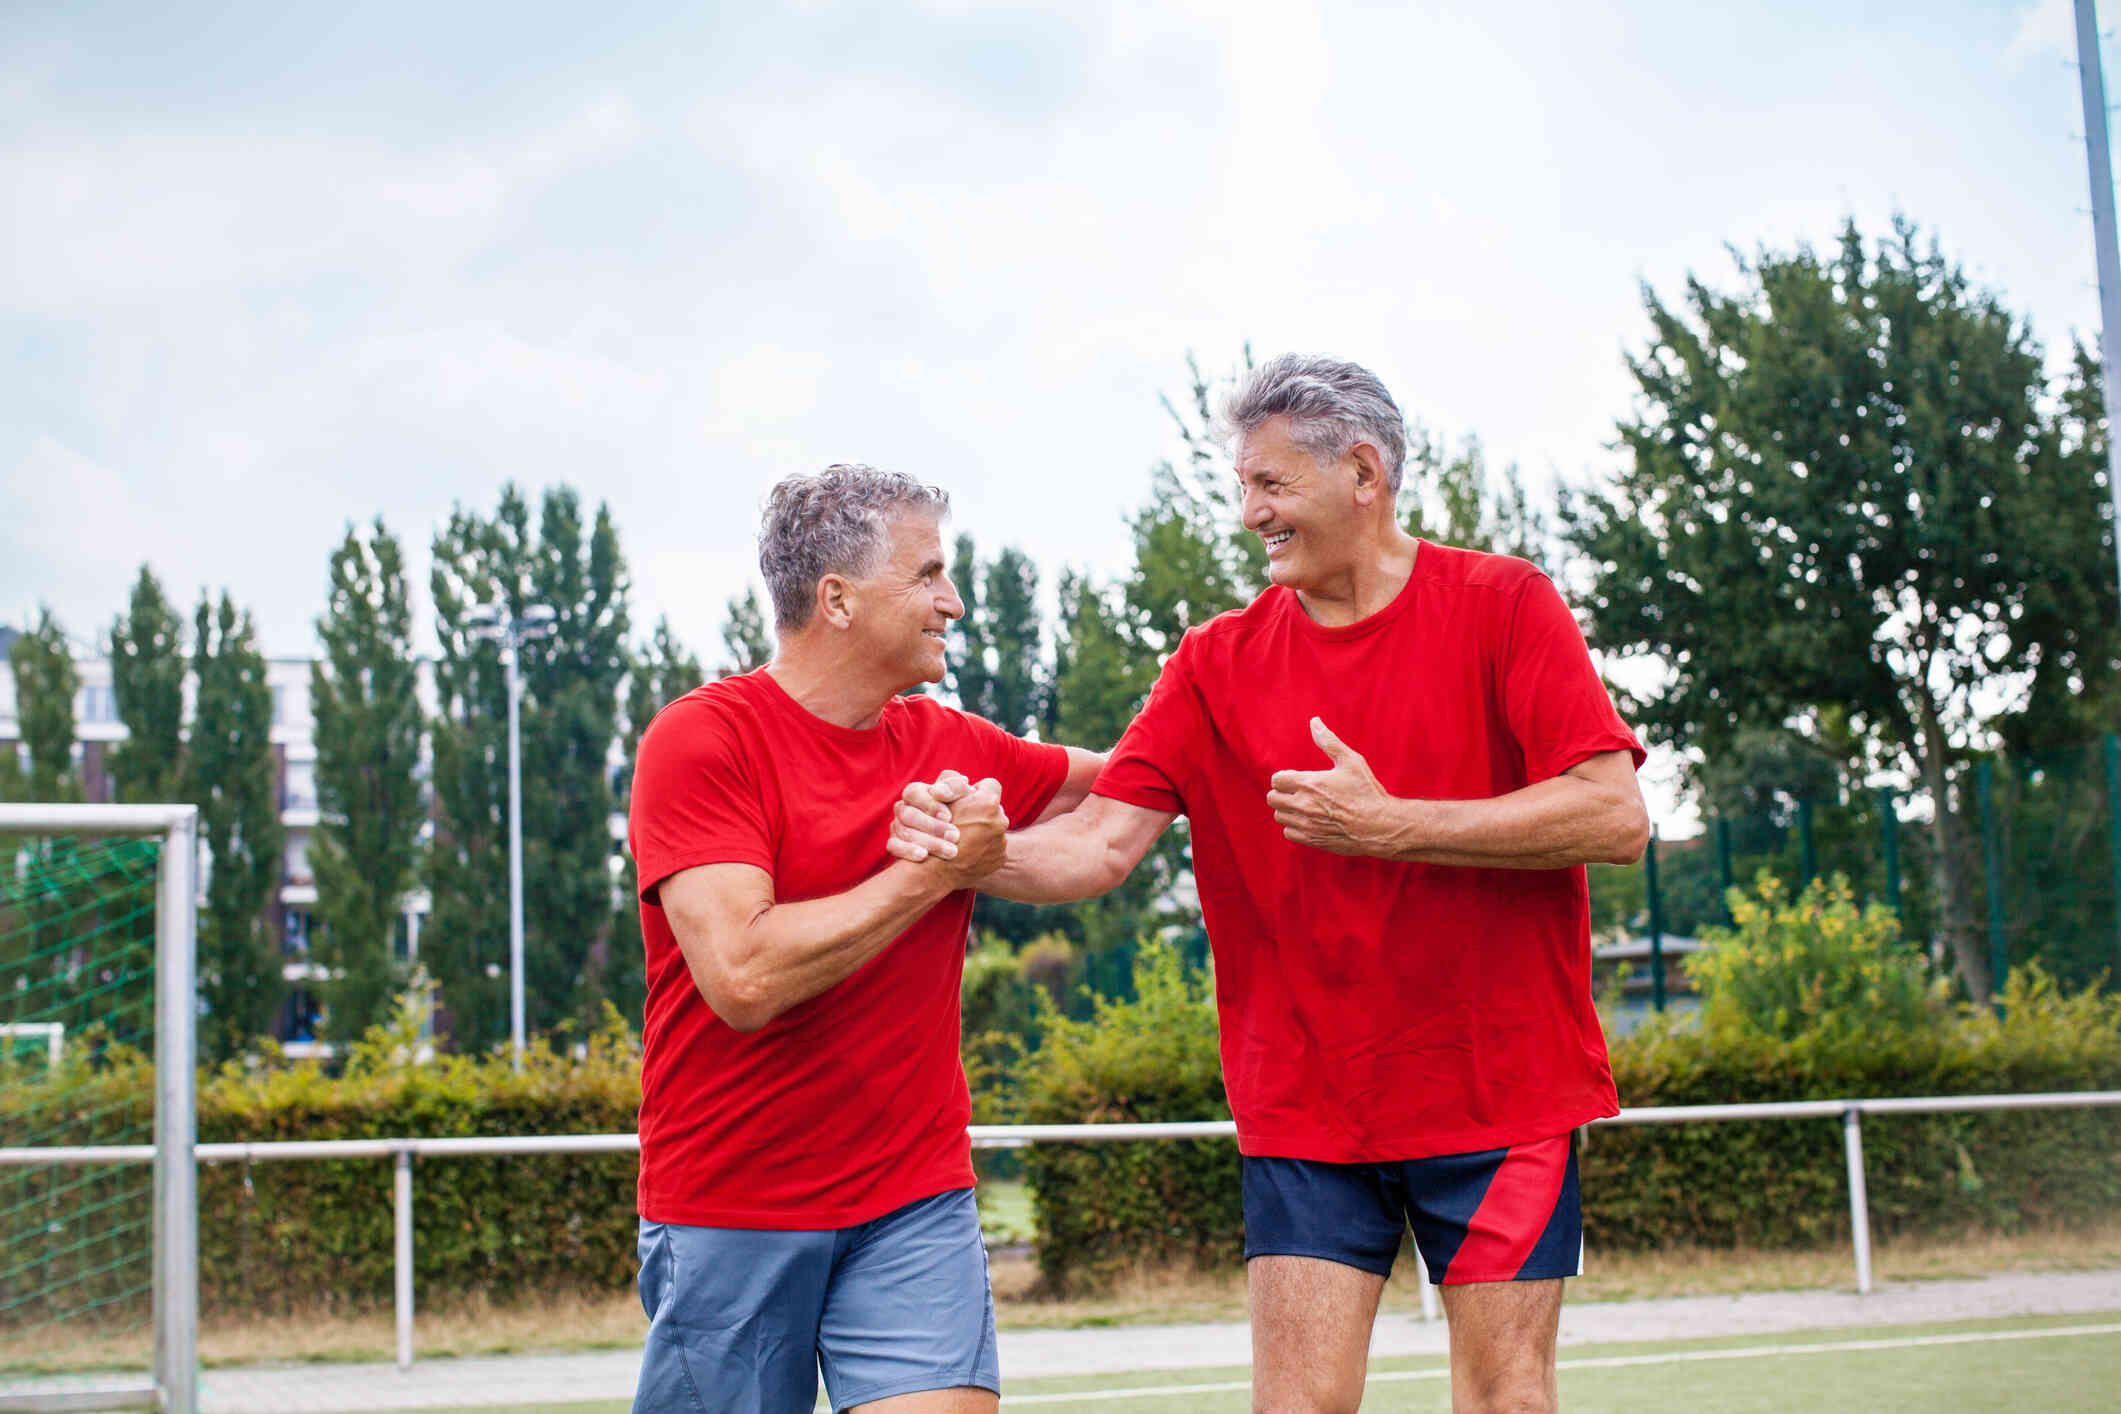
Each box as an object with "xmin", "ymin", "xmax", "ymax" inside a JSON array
[{"xmin": 985, "ymin": 1321, "xmax": 2121, "ymax": 1406}]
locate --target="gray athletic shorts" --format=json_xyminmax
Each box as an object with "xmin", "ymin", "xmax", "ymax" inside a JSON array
[{"xmin": 632, "ymin": 1187, "xmax": 998, "ymax": 1414}]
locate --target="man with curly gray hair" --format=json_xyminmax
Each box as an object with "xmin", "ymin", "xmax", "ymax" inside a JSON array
[
  {"xmin": 626, "ymin": 463, "xmax": 1103, "ymax": 1414},
  {"xmin": 893, "ymin": 357, "xmax": 1649, "ymax": 1414}
]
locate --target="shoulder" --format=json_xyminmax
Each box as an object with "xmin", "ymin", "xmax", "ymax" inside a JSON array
[
  {"xmin": 1416, "ymin": 541, "xmax": 1546, "ymax": 597},
  {"xmin": 1171, "ymin": 586, "xmax": 1291, "ymax": 666},
  {"xmin": 639, "ymin": 676, "xmax": 759, "ymax": 757}
]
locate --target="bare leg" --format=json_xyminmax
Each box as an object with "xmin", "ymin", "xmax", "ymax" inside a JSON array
[
  {"xmin": 847, "ymin": 1387, "xmax": 997, "ymax": 1414},
  {"xmin": 1248, "ymin": 1255, "xmax": 1387, "ymax": 1414},
  {"xmin": 1439, "ymin": 1279, "xmax": 1563, "ymax": 1414}
]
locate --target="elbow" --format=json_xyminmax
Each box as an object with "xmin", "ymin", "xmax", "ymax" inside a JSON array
[
  {"xmin": 697, "ymin": 968, "xmax": 778, "ymax": 1033},
  {"xmin": 1606, "ymin": 805, "xmax": 1652, "ymax": 866}
]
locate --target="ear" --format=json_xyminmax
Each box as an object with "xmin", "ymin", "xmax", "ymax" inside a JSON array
[
  {"xmin": 1348, "ymin": 442, "xmax": 1390, "ymax": 507},
  {"xmin": 816, "ymin": 573, "xmax": 856, "ymax": 630}
]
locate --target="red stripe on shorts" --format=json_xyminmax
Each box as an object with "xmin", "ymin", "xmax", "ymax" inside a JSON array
[{"xmin": 1447, "ymin": 1135, "xmax": 1570, "ymax": 1282}]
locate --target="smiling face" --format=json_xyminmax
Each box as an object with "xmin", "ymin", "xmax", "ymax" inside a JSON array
[
  {"xmin": 843, "ymin": 510, "xmax": 962, "ymax": 690},
  {"xmin": 1235, "ymin": 415, "xmax": 1373, "ymax": 594}
]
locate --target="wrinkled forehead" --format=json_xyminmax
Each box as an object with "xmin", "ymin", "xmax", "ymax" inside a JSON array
[
  {"xmin": 877, "ymin": 506, "xmax": 947, "ymax": 566},
  {"xmin": 1234, "ymin": 416, "xmax": 1320, "ymax": 478}
]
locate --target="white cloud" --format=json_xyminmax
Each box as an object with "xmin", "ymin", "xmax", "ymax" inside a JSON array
[{"xmin": 2005, "ymin": 0, "xmax": 2077, "ymax": 73}]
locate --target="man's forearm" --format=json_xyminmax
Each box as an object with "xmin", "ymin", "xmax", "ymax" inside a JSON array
[
  {"xmin": 1369, "ymin": 775, "xmax": 1647, "ymax": 870},
  {"xmin": 717, "ymin": 861, "xmax": 957, "ymax": 1028},
  {"xmin": 979, "ymin": 814, "xmax": 1129, "ymax": 903}
]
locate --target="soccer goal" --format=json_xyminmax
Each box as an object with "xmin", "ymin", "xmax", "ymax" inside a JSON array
[{"xmin": 0, "ymin": 805, "xmax": 198, "ymax": 1414}]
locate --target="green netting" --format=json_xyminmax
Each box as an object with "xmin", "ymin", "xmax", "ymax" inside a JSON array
[
  {"xmin": 1984, "ymin": 743, "xmax": 2121, "ymax": 994},
  {"xmin": 0, "ymin": 833, "xmax": 160, "ymax": 1374}
]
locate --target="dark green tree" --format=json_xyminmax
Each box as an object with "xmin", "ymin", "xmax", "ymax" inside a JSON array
[
  {"xmin": 427, "ymin": 485, "xmax": 633, "ymax": 1049},
  {"xmin": 1561, "ymin": 218, "xmax": 2114, "ymax": 1003},
  {"xmin": 947, "ymin": 536, "xmax": 1049, "ymax": 739},
  {"xmin": 310, "ymin": 520, "xmax": 425, "ymax": 1046},
  {"xmin": 715, "ymin": 588, "xmax": 772, "ymax": 679},
  {"xmin": 188, "ymin": 594, "xmax": 284, "ymax": 1063},
  {"xmin": 107, "ymin": 568, "xmax": 187, "ymax": 805},
  {"xmin": 8, "ymin": 609, "xmax": 80, "ymax": 802},
  {"xmin": 607, "ymin": 617, "xmax": 705, "ymax": 1027},
  {"xmin": 1403, "ymin": 430, "xmax": 1551, "ymax": 566}
]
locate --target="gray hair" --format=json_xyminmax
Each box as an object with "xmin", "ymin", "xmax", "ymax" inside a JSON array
[
  {"xmin": 1218, "ymin": 354, "xmax": 1408, "ymax": 492},
  {"xmin": 759, "ymin": 464, "xmax": 951, "ymax": 631}
]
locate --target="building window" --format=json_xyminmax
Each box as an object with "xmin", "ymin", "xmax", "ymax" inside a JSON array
[{"xmin": 283, "ymin": 909, "xmax": 312, "ymax": 957}]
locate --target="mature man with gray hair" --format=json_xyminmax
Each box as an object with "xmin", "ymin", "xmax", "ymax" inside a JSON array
[
  {"xmin": 892, "ymin": 356, "xmax": 1649, "ymax": 1414},
  {"xmin": 626, "ymin": 464, "xmax": 1102, "ymax": 1414}
]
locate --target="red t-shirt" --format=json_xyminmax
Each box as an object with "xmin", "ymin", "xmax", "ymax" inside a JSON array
[
  {"xmin": 1094, "ymin": 541, "xmax": 1645, "ymax": 1162},
  {"xmin": 629, "ymin": 669, "xmax": 1068, "ymax": 1228}
]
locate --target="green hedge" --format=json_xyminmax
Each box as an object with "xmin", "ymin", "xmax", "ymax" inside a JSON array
[
  {"xmin": 1010, "ymin": 943, "xmax": 2121, "ymax": 1293},
  {"xmin": 2, "ymin": 1012, "xmax": 641, "ymax": 1323}
]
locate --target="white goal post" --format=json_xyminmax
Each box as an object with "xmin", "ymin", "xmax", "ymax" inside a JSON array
[{"xmin": 0, "ymin": 804, "xmax": 198, "ymax": 1414}]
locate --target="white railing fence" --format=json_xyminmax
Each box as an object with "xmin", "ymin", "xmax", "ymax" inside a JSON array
[{"xmin": 2, "ymin": 1091, "xmax": 2118, "ymax": 1375}]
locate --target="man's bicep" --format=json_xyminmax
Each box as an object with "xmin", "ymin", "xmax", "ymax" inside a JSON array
[
  {"xmin": 1560, "ymin": 750, "xmax": 1639, "ymax": 792},
  {"xmin": 1031, "ymin": 747, "xmax": 1109, "ymax": 825},
  {"xmin": 656, "ymin": 863, "xmax": 773, "ymax": 967},
  {"xmin": 1080, "ymin": 792, "xmax": 1177, "ymax": 873}
]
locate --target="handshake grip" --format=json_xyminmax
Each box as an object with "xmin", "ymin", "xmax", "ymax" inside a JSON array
[{"xmin": 887, "ymin": 771, "xmax": 1010, "ymax": 884}]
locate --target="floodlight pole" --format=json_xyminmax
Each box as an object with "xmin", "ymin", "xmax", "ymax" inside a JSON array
[
  {"xmin": 466, "ymin": 602, "xmax": 553, "ymax": 1072},
  {"xmin": 2075, "ymin": 0, "xmax": 2121, "ymax": 603},
  {"xmin": 504, "ymin": 638, "xmax": 526, "ymax": 1071}
]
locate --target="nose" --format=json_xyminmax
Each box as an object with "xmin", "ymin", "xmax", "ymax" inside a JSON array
[
  {"xmin": 937, "ymin": 574, "xmax": 965, "ymax": 621},
  {"xmin": 1243, "ymin": 484, "xmax": 1272, "ymax": 529}
]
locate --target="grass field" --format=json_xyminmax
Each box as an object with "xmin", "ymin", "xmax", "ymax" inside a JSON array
[{"xmin": 359, "ymin": 1312, "xmax": 2121, "ymax": 1414}]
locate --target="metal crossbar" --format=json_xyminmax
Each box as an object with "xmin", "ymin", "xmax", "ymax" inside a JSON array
[{"xmin": 1, "ymin": 1089, "xmax": 2117, "ymax": 1373}]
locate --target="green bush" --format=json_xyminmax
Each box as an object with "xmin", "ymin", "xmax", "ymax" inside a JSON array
[
  {"xmin": 1011, "ymin": 939, "xmax": 2121, "ymax": 1288},
  {"xmin": 1012, "ymin": 937, "xmax": 1237, "ymax": 1293},
  {"xmin": 1688, "ymin": 873, "xmax": 1946, "ymax": 1040}
]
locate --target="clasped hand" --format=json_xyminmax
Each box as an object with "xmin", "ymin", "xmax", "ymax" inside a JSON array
[
  {"xmin": 887, "ymin": 771, "xmax": 1009, "ymax": 884},
  {"xmin": 1266, "ymin": 717, "xmax": 1393, "ymax": 856}
]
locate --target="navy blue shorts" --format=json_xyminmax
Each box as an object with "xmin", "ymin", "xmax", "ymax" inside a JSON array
[
  {"xmin": 1242, "ymin": 1132, "xmax": 1582, "ymax": 1284},
  {"xmin": 632, "ymin": 1188, "xmax": 998, "ymax": 1414}
]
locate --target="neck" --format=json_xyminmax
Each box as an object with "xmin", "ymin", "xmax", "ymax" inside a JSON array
[
  {"xmin": 1293, "ymin": 526, "xmax": 1420, "ymax": 628},
  {"xmin": 765, "ymin": 635, "xmax": 903, "ymax": 729}
]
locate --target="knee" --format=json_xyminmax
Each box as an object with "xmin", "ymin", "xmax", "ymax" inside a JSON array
[
  {"xmin": 1451, "ymin": 1368, "xmax": 1557, "ymax": 1414},
  {"xmin": 1252, "ymin": 1391, "xmax": 1363, "ymax": 1414}
]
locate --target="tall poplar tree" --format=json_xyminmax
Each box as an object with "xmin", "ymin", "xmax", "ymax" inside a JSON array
[
  {"xmin": 108, "ymin": 568, "xmax": 187, "ymax": 804},
  {"xmin": 188, "ymin": 594, "xmax": 283, "ymax": 1062},
  {"xmin": 310, "ymin": 520, "xmax": 425, "ymax": 1045},
  {"xmin": 427, "ymin": 484, "xmax": 632, "ymax": 1049},
  {"xmin": 7, "ymin": 609, "xmax": 79, "ymax": 802},
  {"xmin": 715, "ymin": 588, "xmax": 772, "ymax": 678},
  {"xmin": 606, "ymin": 618, "xmax": 706, "ymax": 1027}
]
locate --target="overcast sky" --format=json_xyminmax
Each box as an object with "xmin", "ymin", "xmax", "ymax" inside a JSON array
[{"xmin": 3, "ymin": 1, "xmax": 2109, "ymax": 793}]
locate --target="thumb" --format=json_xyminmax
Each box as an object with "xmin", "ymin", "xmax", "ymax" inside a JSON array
[{"xmin": 1311, "ymin": 716, "xmax": 1357, "ymax": 766}]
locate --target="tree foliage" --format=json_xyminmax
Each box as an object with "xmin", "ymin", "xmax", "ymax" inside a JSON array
[
  {"xmin": 107, "ymin": 567, "xmax": 187, "ymax": 805},
  {"xmin": 7, "ymin": 609, "xmax": 79, "ymax": 803},
  {"xmin": 608, "ymin": 617, "xmax": 705, "ymax": 1025},
  {"xmin": 427, "ymin": 484, "xmax": 633, "ymax": 1050},
  {"xmin": 188, "ymin": 593, "xmax": 283, "ymax": 1064},
  {"xmin": 310, "ymin": 520, "xmax": 425, "ymax": 1046},
  {"xmin": 1562, "ymin": 217, "xmax": 2116, "ymax": 1003},
  {"xmin": 715, "ymin": 588, "xmax": 771, "ymax": 679}
]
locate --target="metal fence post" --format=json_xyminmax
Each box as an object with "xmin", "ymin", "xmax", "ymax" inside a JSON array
[
  {"xmin": 395, "ymin": 1149, "xmax": 414, "ymax": 1371},
  {"xmin": 1798, "ymin": 798, "xmax": 1817, "ymax": 889},
  {"xmin": 1715, "ymin": 817, "xmax": 1735, "ymax": 923},
  {"xmin": 1842, "ymin": 1107, "xmax": 1873, "ymax": 1295},
  {"xmin": 1645, "ymin": 831, "xmax": 1666, "ymax": 1011},
  {"xmin": 1977, "ymin": 759, "xmax": 2008, "ymax": 1013},
  {"xmin": 1877, "ymin": 788, "xmax": 1901, "ymax": 916},
  {"xmin": 2105, "ymin": 735, "xmax": 2121, "ymax": 979}
]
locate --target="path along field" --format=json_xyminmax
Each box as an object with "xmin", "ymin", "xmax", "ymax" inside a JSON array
[{"xmin": 362, "ymin": 1313, "xmax": 2121, "ymax": 1414}]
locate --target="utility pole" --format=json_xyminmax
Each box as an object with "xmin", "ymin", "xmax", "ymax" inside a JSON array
[{"xmin": 2075, "ymin": 0, "xmax": 2121, "ymax": 601}]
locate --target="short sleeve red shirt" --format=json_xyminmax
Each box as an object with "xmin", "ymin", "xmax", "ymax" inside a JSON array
[
  {"xmin": 1095, "ymin": 541, "xmax": 1645, "ymax": 1162},
  {"xmin": 628, "ymin": 669, "xmax": 1068, "ymax": 1228}
]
